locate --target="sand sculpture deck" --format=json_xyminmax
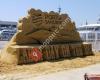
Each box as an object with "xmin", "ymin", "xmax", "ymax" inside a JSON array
[{"xmin": 0, "ymin": 8, "xmax": 93, "ymax": 64}]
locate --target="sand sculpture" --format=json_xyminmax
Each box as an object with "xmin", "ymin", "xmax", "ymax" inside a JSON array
[{"xmin": 0, "ymin": 8, "xmax": 93, "ymax": 64}]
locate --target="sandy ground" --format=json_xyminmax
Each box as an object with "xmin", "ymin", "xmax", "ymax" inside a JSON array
[
  {"xmin": 3, "ymin": 64, "xmax": 99, "ymax": 80},
  {"xmin": 0, "ymin": 52, "xmax": 100, "ymax": 79}
]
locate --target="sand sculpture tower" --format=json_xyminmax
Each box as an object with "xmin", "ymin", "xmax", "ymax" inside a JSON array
[{"xmin": 0, "ymin": 8, "xmax": 93, "ymax": 64}]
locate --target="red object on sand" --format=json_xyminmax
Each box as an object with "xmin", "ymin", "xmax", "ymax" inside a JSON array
[
  {"xmin": 28, "ymin": 48, "xmax": 42, "ymax": 62},
  {"xmin": 84, "ymin": 73, "xmax": 100, "ymax": 80}
]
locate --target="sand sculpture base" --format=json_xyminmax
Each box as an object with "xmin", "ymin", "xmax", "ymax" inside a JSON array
[{"xmin": 0, "ymin": 43, "xmax": 93, "ymax": 64}]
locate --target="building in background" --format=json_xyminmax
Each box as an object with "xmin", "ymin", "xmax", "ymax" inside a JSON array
[
  {"xmin": 0, "ymin": 21, "xmax": 17, "ymax": 41},
  {"xmin": 77, "ymin": 24, "xmax": 100, "ymax": 51}
]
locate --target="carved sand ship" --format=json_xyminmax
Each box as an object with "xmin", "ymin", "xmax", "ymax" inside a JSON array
[{"xmin": 0, "ymin": 8, "xmax": 93, "ymax": 64}]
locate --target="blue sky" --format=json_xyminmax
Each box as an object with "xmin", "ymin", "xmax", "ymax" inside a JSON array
[{"xmin": 0, "ymin": 0, "xmax": 100, "ymax": 26}]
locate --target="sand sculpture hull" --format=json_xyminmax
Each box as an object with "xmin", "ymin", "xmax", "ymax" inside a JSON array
[{"xmin": 0, "ymin": 8, "xmax": 93, "ymax": 64}]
